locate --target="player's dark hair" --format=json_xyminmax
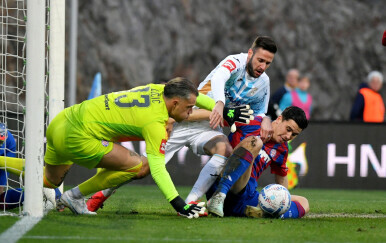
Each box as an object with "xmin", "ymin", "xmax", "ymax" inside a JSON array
[
  {"xmin": 164, "ymin": 77, "xmax": 198, "ymax": 99},
  {"xmin": 281, "ymin": 106, "xmax": 308, "ymax": 130},
  {"xmin": 251, "ymin": 36, "xmax": 277, "ymax": 54}
]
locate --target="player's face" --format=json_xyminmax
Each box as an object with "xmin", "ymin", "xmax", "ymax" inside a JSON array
[
  {"xmin": 272, "ymin": 117, "xmax": 302, "ymax": 144},
  {"xmin": 170, "ymin": 94, "xmax": 197, "ymax": 122},
  {"xmin": 246, "ymin": 48, "xmax": 275, "ymax": 78}
]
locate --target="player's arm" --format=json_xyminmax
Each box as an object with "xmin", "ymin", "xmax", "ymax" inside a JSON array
[
  {"xmin": 195, "ymin": 93, "xmax": 215, "ymax": 111},
  {"xmin": 186, "ymin": 109, "xmax": 212, "ymax": 121},
  {"xmin": 271, "ymin": 148, "xmax": 289, "ymax": 189},
  {"xmin": 146, "ymin": 154, "xmax": 204, "ymax": 218},
  {"xmin": 275, "ymin": 174, "xmax": 289, "ymax": 189},
  {"xmin": 143, "ymin": 123, "xmax": 205, "ymax": 218},
  {"xmin": 260, "ymin": 116, "xmax": 273, "ymax": 143},
  {"xmin": 187, "ymin": 104, "xmax": 254, "ymax": 131},
  {"xmin": 251, "ymin": 82, "xmax": 272, "ymax": 142},
  {"xmin": 193, "ymin": 93, "xmax": 253, "ymax": 127},
  {"xmin": 209, "ymin": 57, "xmax": 240, "ymax": 129}
]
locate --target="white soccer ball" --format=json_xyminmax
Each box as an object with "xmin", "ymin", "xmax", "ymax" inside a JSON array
[{"xmin": 258, "ymin": 184, "xmax": 291, "ymax": 216}]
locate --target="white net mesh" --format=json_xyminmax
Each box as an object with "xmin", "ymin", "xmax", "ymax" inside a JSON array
[{"xmin": 0, "ymin": 0, "xmax": 50, "ymax": 216}]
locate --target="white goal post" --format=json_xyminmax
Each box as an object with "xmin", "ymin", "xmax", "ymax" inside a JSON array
[{"xmin": 0, "ymin": 0, "xmax": 65, "ymax": 217}]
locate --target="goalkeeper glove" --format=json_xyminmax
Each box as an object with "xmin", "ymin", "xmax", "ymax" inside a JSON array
[
  {"xmin": 223, "ymin": 105, "xmax": 254, "ymax": 133},
  {"xmin": 170, "ymin": 196, "xmax": 206, "ymax": 219}
]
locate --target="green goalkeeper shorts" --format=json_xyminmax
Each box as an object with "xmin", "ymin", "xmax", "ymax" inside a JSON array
[{"xmin": 44, "ymin": 110, "xmax": 113, "ymax": 169}]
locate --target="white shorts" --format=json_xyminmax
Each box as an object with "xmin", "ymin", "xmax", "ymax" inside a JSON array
[{"xmin": 164, "ymin": 120, "xmax": 225, "ymax": 163}]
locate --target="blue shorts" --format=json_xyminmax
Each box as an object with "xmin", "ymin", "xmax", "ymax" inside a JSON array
[{"xmin": 207, "ymin": 179, "xmax": 259, "ymax": 217}]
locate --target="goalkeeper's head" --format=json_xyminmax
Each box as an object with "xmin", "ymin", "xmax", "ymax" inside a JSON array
[
  {"xmin": 163, "ymin": 77, "xmax": 198, "ymax": 122},
  {"xmin": 0, "ymin": 123, "xmax": 7, "ymax": 146}
]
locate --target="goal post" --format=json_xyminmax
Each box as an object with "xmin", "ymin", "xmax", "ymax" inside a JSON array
[
  {"xmin": 48, "ymin": 0, "xmax": 65, "ymax": 123},
  {"xmin": 48, "ymin": 0, "xmax": 66, "ymax": 196},
  {"xmin": 24, "ymin": 0, "xmax": 46, "ymax": 217},
  {"xmin": 0, "ymin": 0, "xmax": 65, "ymax": 217}
]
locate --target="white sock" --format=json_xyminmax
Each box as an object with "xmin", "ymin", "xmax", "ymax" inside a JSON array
[
  {"xmin": 70, "ymin": 186, "xmax": 83, "ymax": 199},
  {"xmin": 185, "ymin": 154, "xmax": 227, "ymax": 203},
  {"xmin": 101, "ymin": 188, "xmax": 116, "ymax": 197}
]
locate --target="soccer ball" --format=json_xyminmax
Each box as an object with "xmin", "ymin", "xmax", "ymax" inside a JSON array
[{"xmin": 258, "ymin": 184, "xmax": 291, "ymax": 216}]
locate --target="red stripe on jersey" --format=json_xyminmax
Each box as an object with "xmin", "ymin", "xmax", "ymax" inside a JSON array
[{"xmin": 159, "ymin": 139, "xmax": 167, "ymax": 154}]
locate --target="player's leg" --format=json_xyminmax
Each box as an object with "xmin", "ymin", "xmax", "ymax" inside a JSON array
[
  {"xmin": 44, "ymin": 164, "xmax": 72, "ymax": 188},
  {"xmin": 86, "ymin": 130, "xmax": 182, "ymax": 212},
  {"xmin": 280, "ymin": 195, "xmax": 309, "ymax": 219},
  {"xmin": 86, "ymin": 154, "xmax": 150, "ymax": 212},
  {"xmin": 60, "ymin": 143, "xmax": 143, "ymax": 214},
  {"xmin": 0, "ymin": 156, "xmax": 62, "ymax": 208},
  {"xmin": 0, "ymin": 157, "xmax": 25, "ymax": 177},
  {"xmin": 185, "ymin": 133, "xmax": 232, "ymax": 203},
  {"xmin": 207, "ymin": 136, "xmax": 262, "ymax": 217},
  {"xmin": 0, "ymin": 169, "xmax": 23, "ymax": 209},
  {"xmin": 0, "ymin": 188, "xmax": 24, "ymax": 210}
]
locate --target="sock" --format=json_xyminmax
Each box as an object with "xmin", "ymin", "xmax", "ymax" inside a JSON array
[
  {"xmin": 0, "ymin": 156, "xmax": 25, "ymax": 176},
  {"xmin": 101, "ymin": 188, "xmax": 116, "ymax": 197},
  {"xmin": 78, "ymin": 162, "xmax": 142, "ymax": 196},
  {"xmin": 216, "ymin": 147, "xmax": 253, "ymax": 195},
  {"xmin": 185, "ymin": 154, "xmax": 227, "ymax": 203},
  {"xmin": 54, "ymin": 188, "xmax": 62, "ymax": 200},
  {"xmin": 281, "ymin": 201, "xmax": 306, "ymax": 219},
  {"xmin": 1, "ymin": 188, "xmax": 24, "ymax": 210},
  {"xmin": 70, "ymin": 186, "xmax": 83, "ymax": 199}
]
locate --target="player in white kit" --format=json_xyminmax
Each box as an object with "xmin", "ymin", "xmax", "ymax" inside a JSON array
[{"xmin": 176, "ymin": 36, "xmax": 278, "ymax": 203}]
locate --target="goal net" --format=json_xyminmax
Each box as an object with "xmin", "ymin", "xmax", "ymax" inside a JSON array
[{"xmin": 0, "ymin": 0, "xmax": 64, "ymax": 217}]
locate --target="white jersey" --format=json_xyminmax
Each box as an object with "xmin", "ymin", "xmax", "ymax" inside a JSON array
[{"xmin": 198, "ymin": 53, "xmax": 270, "ymax": 116}]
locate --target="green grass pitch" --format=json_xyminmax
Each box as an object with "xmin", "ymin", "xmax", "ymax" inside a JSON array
[{"xmin": 1, "ymin": 185, "xmax": 385, "ymax": 242}]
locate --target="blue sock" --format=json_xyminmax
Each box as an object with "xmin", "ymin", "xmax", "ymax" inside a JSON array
[
  {"xmin": 54, "ymin": 188, "xmax": 62, "ymax": 200},
  {"xmin": 3, "ymin": 188, "xmax": 24, "ymax": 209},
  {"xmin": 217, "ymin": 148, "xmax": 253, "ymax": 195},
  {"xmin": 281, "ymin": 201, "xmax": 305, "ymax": 219}
]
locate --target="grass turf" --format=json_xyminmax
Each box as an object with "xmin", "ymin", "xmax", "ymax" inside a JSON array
[{"xmin": 1, "ymin": 185, "xmax": 385, "ymax": 242}]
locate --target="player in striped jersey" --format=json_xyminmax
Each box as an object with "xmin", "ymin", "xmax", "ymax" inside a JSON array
[{"xmin": 207, "ymin": 106, "xmax": 310, "ymax": 218}]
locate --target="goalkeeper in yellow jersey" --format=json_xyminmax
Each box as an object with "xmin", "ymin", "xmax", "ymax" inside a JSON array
[{"xmin": 0, "ymin": 77, "xmax": 215, "ymax": 218}]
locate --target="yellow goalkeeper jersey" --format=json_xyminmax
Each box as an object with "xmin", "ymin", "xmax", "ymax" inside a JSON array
[{"xmin": 64, "ymin": 83, "xmax": 214, "ymax": 202}]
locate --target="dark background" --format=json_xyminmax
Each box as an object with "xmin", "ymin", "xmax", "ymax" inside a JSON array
[{"xmin": 67, "ymin": 0, "xmax": 386, "ymax": 121}]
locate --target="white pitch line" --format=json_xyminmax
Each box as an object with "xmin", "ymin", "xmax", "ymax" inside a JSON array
[
  {"xmin": 0, "ymin": 216, "xmax": 42, "ymax": 243},
  {"xmin": 305, "ymin": 213, "xmax": 386, "ymax": 219},
  {"xmin": 22, "ymin": 235, "xmax": 250, "ymax": 242}
]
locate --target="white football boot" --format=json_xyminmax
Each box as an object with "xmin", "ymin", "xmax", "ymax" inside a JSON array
[
  {"xmin": 207, "ymin": 192, "xmax": 226, "ymax": 217},
  {"xmin": 59, "ymin": 190, "xmax": 96, "ymax": 215}
]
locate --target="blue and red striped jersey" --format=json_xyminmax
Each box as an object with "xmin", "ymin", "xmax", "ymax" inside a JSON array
[{"xmin": 228, "ymin": 116, "xmax": 289, "ymax": 184}]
